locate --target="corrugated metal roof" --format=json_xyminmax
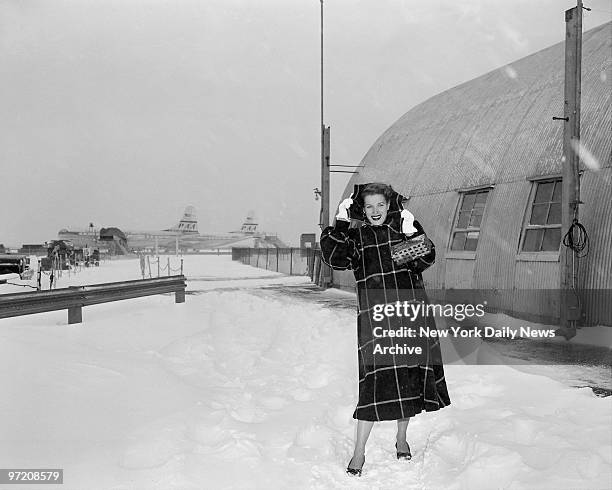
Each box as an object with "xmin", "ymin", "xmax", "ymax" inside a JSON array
[{"xmin": 348, "ymin": 22, "xmax": 611, "ymax": 195}]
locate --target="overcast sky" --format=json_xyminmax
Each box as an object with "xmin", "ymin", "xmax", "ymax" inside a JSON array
[{"xmin": 1, "ymin": 0, "xmax": 610, "ymax": 246}]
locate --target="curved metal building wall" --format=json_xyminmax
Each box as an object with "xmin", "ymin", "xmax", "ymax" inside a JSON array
[{"xmin": 334, "ymin": 23, "xmax": 611, "ymax": 326}]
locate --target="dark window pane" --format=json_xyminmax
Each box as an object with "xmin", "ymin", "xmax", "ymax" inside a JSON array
[
  {"xmin": 552, "ymin": 180, "xmax": 562, "ymax": 202},
  {"xmin": 522, "ymin": 229, "xmax": 543, "ymax": 252},
  {"xmin": 465, "ymin": 231, "xmax": 479, "ymax": 251},
  {"xmin": 475, "ymin": 191, "xmax": 489, "ymax": 204},
  {"xmin": 534, "ymin": 182, "xmax": 554, "ymax": 203},
  {"xmin": 469, "ymin": 211, "xmax": 483, "ymax": 227},
  {"xmin": 530, "ymin": 203, "xmax": 548, "ymax": 225},
  {"xmin": 542, "ymin": 228, "xmax": 561, "ymax": 251},
  {"xmin": 547, "ymin": 203, "xmax": 561, "ymax": 224},
  {"xmin": 451, "ymin": 232, "xmax": 466, "ymax": 250},
  {"xmin": 456, "ymin": 211, "xmax": 470, "ymax": 228},
  {"xmin": 462, "ymin": 193, "xmax": 476, "ymax": 211}
]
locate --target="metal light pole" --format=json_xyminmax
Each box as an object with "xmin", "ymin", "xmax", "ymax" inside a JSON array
[
  {"xmin": 319, "ymin": 0, "xmax": 330, "ymax": 231},
  {"xmin": 318, "ymin": 0, "xmax": 332, "ymax": 288}
]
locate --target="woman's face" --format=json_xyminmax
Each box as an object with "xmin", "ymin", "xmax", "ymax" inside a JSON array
[{"xmin": 363, "ymin": 194, "xmax": 390, "ymax": 225}]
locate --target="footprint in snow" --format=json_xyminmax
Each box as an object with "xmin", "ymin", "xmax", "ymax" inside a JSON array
[
  {"xmin": 290, "ymin": 388, "xmax": 312, "ymax": 401},
  {"xmin": 304, "ymin": 365, "xmax": 332, "ymax": 389},
  {"xmin": 287, "ymin": 424, "xmax": 334, "ymax": 461},
  {"xmin": 229, "ymin": 406, "xmax": 268, "ymax": 423},
  {"xmin": 194, "ymin": 430, "xmax": 262, "ymax": 461},
  {"xmin": 257, "ymin": 395, "xmax": 288, "ymax": 410},
  {"xmin": 189, "ymin": 424, "xmax": 230, "ymax": 448},
  {"xmin": 326, "ymin": 405, "xmax": 354, "ymax": 429},
  {"xmin": 457, "ymin": 450, "xmax": 524, "ymax": 489},
  {"xmin": 119, "ymin": 423, "xmax": 191, "ymax": 470}
]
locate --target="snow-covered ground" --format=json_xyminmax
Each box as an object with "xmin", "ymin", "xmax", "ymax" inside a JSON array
[
  {"xmin": 0, "ymin": 256, "xmax": 610, "ymax": 489},
  {"xmin": 0, "ymin": 255, "xmax": 292, "ymax": 294}
]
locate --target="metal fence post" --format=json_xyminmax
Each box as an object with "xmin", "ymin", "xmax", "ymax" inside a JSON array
[
  {"xmin": 68, "ymin": 306, "xmax": 82, "ymax": 324},
  {"xmin": 67, "ymin": 286, "xmax": 83, "ymax": 324}
]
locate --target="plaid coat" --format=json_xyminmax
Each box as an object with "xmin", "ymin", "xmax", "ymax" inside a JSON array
[{"xmin": 321, "ymin": 184, "xmax": 451, "ymax": 421}]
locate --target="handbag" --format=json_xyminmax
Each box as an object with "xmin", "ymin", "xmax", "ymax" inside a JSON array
[{"xmin": 390, "ymin": 233, "xmax": 433, "ymax": 266}]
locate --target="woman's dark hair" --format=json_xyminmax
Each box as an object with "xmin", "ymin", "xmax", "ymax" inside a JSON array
[{"xmin": 358, "ymin": 183, "xmax": 394, "ymax": 206}]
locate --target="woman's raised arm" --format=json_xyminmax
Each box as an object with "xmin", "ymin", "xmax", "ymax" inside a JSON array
[{"xmin": 320, "ymin": 220, "xmax": 361, "ymax": 271}]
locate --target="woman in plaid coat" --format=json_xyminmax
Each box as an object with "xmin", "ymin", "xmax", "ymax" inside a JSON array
[{"xmin": 320, "ymin": 182, "xmax": 451, "ymax": 476}]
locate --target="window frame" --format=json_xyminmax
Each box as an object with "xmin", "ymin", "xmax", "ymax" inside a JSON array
[
  {"xmin": 447, "ymin": 185, "xmax": 493, "ymax": 255},
  {"xmin": 518, "ymin": 177, "xmax": 563, "ymax": 254}
]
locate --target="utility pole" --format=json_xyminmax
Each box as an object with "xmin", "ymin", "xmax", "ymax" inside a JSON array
[
  {"xmin": 321, "ymin": 128, "xmax": 330, "ymax": 230},
  {"xmin": 559, "ymin": 0, "xmax": 583, "ymax": 335}
]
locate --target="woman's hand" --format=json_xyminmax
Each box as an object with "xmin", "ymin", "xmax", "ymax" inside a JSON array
[
  {"xmin": 400, "ymin": 209, "xmax": 418, "ymax": 235},
  {"xmin": 336, "ymin": 198, "xmax": 353, "ymax": 222}
]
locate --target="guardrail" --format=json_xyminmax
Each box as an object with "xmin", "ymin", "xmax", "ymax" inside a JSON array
[{"xmin": 0, "ymin": 276, "xmax": 187, "ymax": 324}]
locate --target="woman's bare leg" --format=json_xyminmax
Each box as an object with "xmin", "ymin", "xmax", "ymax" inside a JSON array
[
  {"xmin": 396, "ymin": 417, "xmax": 411, "ymax": 452},
  {"xmin": 349, "ymin": 420, "xmax": 374, "ymax": 469}
]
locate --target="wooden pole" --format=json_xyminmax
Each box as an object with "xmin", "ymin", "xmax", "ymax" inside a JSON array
[
  {"xmin": 321, "ymin": 126, "xmax": 332, "ymax": 287},
  {"xmin": 322, "ymin": 126, "xmax": 331, "ymax": 230},
  {"xmin": 559, "ymin": 1, "xmax": 583, "ymax": 333}
]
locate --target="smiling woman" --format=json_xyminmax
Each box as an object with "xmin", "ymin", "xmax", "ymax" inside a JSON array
[{"xmin": 320, "ymin": 182, "xmax": 451, "ymax": 477}]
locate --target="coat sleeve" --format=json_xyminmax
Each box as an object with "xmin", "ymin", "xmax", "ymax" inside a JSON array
[
  {"xmin": 320, "ymin": 220, "xmax": 361, "ymax": 271},
  {"xmin": 403, "ymin": 220, "xmax": 435, "ymax": 274}
]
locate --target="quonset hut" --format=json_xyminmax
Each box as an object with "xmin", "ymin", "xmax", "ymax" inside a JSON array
[{"xmin": 332, "ymin": 23, "xmax": 611, "ymax": 327}]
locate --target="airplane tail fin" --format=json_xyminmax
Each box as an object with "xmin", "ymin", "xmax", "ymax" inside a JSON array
[
  {"xmin": 240, "ymin": 210, "xmax": 258, "ymax": 234},
  {"xmin": 168, "ymin": 206, "xmax": 199, "ymax": 233}
]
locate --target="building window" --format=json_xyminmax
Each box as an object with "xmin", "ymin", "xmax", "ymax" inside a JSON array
[
  {"xmin": 521, "ymin": 179, "xmax": 562, "ymax": 252},
  {"xmin": 450, "ymin": 189, "xmax": 490, "ymax": 251}
]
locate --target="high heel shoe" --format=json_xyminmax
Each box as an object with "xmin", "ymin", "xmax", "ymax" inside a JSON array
[
  {"xmin": 346, "ymin": 455, "xmax": 365, "ymax": 476},
  {"xmin": 395, "ymin": 441, "xmax": 412, "ymax": 460}
]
